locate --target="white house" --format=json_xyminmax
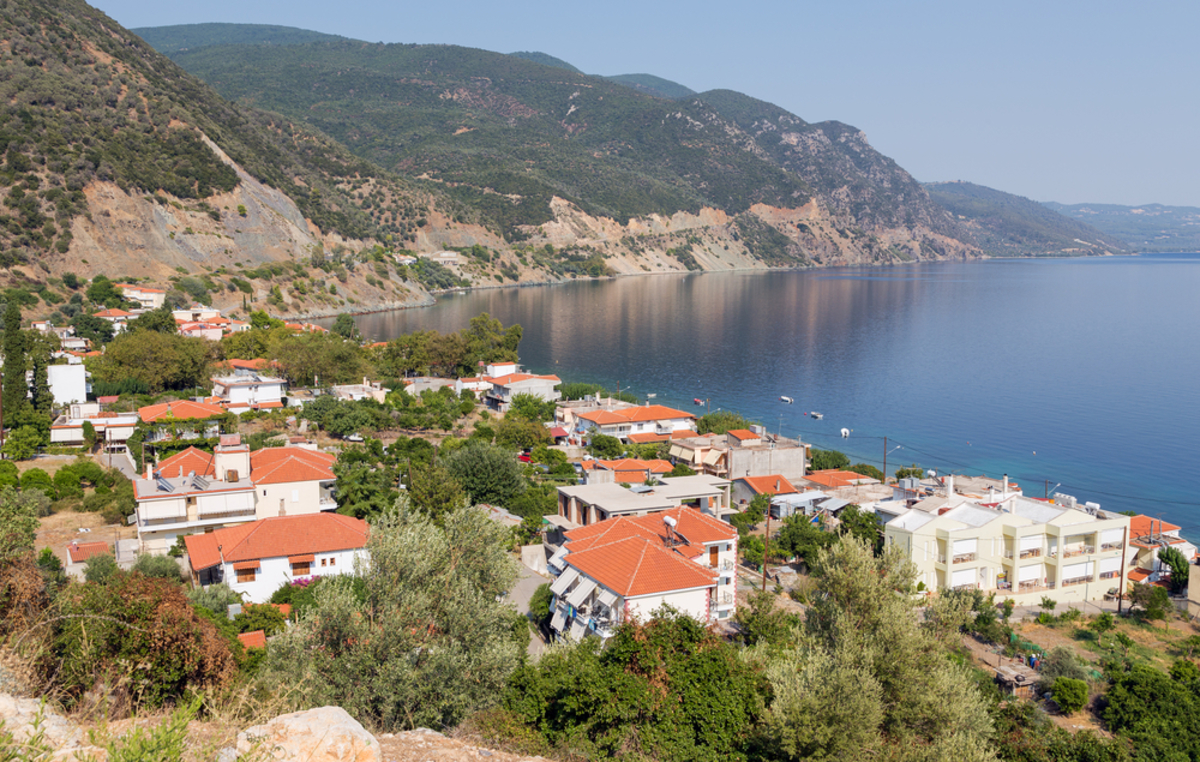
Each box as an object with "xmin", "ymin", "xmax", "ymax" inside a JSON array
[
  {"xmin": 248, "ymin": 446, "xmax": 338, "ymax": 519},
  {"xmin": 557, "ymin": 474, "xmax": 732, "ymax": 526},
  {"xmin": 172, "ymin": 305, "xmax": 222, "ymax": 323},
  {"xmin": 93, "ymin": 308, "xmax": 132, "ymax": 333},
  {"xmin": 50, "ymin": 403, "xmax": 139, "ymax": 448},
  {"xmin": 132, "ymin": 463, "xmax": 258, "ymax": 556},
  {"xmin": 485, "ymin": 371, "xmax": 561, "ymax": 413},
  {"xmin": 883, "ymin": 479, "xmax": 1131, "ymax": 606},
  {"xmin": 114, "ymin": 283, "xmax": 166, "ymax": 310},
  {"xmin": 46, "ymin": 363, "xmax": 89, "ymax": 405},
  {"xmin": 547, "ymin": 507, "xmax": 738, "ymax": 640},
  {"xmin": 212, "ymin": 372, "xmax": 288, "ymax": 412},
  {"xmin": 184, "ymin": 513, "xmax": 369, "ymax": 603},
  {"xmin": 1125, "ymin": 514, "xmax": 1198, "ymax": 586},
  {"xmin": 331, "ymin": 379, "xmax": 389, "ymax": 403},
  {"xmin": 576, "ymin": 404, "xmax": 696, "ymax": 442}
]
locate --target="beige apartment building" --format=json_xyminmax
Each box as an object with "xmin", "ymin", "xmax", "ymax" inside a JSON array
[{"xmin": 884, "ymin": 488, "xmax": 1130, "ymax": 607}]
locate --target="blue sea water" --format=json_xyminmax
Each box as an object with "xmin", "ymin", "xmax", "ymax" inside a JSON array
[{"xmin": 344, "ymin": 254, "xmax": 1200, "ymax": 538}]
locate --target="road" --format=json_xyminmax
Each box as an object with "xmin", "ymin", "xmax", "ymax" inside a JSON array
[{"xmin": 505, "ymin": 559, "xmax": 551, "ymax": 659}]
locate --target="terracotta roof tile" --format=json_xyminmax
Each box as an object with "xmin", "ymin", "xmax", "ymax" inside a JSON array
[
  {"xmin": 185, "ymin": 513, "xmax": 367, "ymax": 571},
  {"xmin": 578, "ymin": 405, "xmax": 695, "ymax": 425},
  {"xmin": 726, "ymin": 429, "xmax": 759, "ymax": 441},
  {"xmin": 156, "ymin": 446, "xmax": 216, "ymax": 478},
  {"xmin": 139, "ymin": 399, "xmax": 227, "ymax": 423},
  {"xmin": 566, "ymin": 536, "xmax": 716, "ymax": 597},
  {"xmin": 249, "ymin": 447, "xmax": 336, "ymax": 485},
  {"xmin": 237, "ymin": 630, "xmax": 267, "ymax": 650},
  {"xmin": 1129, "ymin": 515, "xmax": 1181, "ymax": 538},
  {"xmin": 67, "ymin": 541, "xmax": 110, "ymax": 564},
  {"xmin": 737, "ymin": 474, "xmax": 797, "ymax": 495}
]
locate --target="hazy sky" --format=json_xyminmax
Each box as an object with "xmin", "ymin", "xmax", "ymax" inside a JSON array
[{"xmin": 91, "ymin": 0, "xmax": 1200, "ymax": 206}]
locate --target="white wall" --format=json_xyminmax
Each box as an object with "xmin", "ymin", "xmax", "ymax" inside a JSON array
[
  {"xmin": 222, "ymin": 548, "xmax": 365, "ymax": 603},
  {"xmin": 254, "ymin": 481, "xmax": 325, "ymax": 519},
  {"xmin": 48, "ymin": 365, "xmax": 87, "ymax": 405},
  {"xmin": 626, "ymin": 587, "xmax": 711, "ymax": 623}
]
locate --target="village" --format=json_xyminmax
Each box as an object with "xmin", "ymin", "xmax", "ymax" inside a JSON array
[{"xmin": 4, "ymin": 276, "xmax": 1198, "ymax": 755}]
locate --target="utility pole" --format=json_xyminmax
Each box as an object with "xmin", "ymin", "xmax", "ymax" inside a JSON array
[
  {"xmin": 761, "ymin": 510, "xmax": 772, "ymax": 592},
  {"xmin": 882, "ymin": 436, "xmax": 888, "ymax": 486}
]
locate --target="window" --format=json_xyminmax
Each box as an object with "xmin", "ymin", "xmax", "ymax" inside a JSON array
[
  {"xmin": 320, "ymin": 558, "xmax": 327, "ymax": 567},
  {"xmin": 236, "ymin": 568, "xmax": 256, "ymax": 583},
  {"xmin": 291, "ymin": 562, "xmax": 311, "ymax": 576},
  {"xmin": 329, "ymin": 557, "xmax": 336, "ymax": 567}
]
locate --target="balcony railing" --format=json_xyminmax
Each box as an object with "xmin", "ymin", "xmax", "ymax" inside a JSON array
[
  {"xmin": 716, "ymin": 591, "xmax": 735, "ymax": 605},
  {"xmin": 952, "ymin": 583, "xmax": 977, "ymax": 591},
  {"xmin": 936, "ymin": 555, "xmax": 948, "ymax": 564},
  {"xmin": 1019, "ymin": 548, "xmax": 1042, "ymax": 559},
  {"xmin": 1100, "ymin": 542, "xmax": 1124, "ymax": 552},
  {"xmin": 1099, "ymin": 571, "xmax": 1120, "ymax": 580},
  {"xmin": 1061, "ymin": 575, "xmax": 1093, "ymax": 588},
  {"xmin": 1062, "ymin": 547, "xmax": 1095, "ymax": 559},
  {"xmin": 952, "ymin": 553, "xmax": 977, "ymax": 564}
]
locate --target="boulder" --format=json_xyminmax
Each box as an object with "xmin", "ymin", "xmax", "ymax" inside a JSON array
[{"xmin": 237, "ymin": 706, "xmax": 381, "ymax": 762}]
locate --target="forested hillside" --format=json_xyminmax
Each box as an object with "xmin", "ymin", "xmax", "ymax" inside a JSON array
[
  {"xmin": 1044, "ymin": 201, "xmax": 1200, "ymax": 252},
  {"xmin": 926, "ymin": 182, "xmax": 1127, "ymax": 256}
]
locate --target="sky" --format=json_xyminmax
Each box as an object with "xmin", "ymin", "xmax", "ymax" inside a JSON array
[{"xmin": 90, "ymin": 0, "xmax": 1200, "ymax": 207}]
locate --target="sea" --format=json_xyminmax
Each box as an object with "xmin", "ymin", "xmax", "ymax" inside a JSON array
[{"xmin": 333, "ymin": 254, "xmax": 1200, "ymax": 539}]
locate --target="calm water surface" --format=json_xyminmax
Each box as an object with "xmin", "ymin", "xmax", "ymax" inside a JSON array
[{"xmin": 337, "ymin": 255, "xmax": 1200, "ymax": 536}]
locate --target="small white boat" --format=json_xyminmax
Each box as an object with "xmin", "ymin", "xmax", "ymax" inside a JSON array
[
  {"xmin": 810, "ymin": 412, "xmax": 823, "ymax": 419},
  {"xmin": 780, "ymin": 395, "xmax": 794, "ymax": 404}
]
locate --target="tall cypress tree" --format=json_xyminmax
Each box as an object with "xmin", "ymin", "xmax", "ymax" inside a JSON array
[{"xmin": 1, "ymin": 301, "xmax": 28, "ymax": 430}]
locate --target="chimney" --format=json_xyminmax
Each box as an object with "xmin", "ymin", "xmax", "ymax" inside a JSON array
[
  {"xmin": 145, "ymin": 461, "xmax": 152, "ymax": 480},
  {"xmin": 1002, "ymin": 474, "xmax": 1009, "ymax": 498},
  {"xmin": 946, "ymin": 474, "xmax": 955, "ymax": 497}
]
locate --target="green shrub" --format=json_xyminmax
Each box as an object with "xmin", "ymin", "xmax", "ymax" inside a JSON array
[
  {"xmin": 131, "ymin": 554, "xmax": 184, "ymax": 583},
  {"xmin": 1052, "ymin": 677, "xmax": 1089, "ymax": 714}
]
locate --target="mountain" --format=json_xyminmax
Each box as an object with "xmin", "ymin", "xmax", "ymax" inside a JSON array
[
  {"xmin": 603, "ymin": 74, "xmax": 695, "ymax": 99},
  {"xmin": 1043, "ymin": 202, "xmax": 1200, "ymax": 253},
  {"xmin": 0, "ymin": 0, "xmax": 451, "ymax": 315},
  {"xmin": 141, "ymin": 25, "xmax": 978, "ymax": 266},
  {"xmin": 508, "ymin": 51, "xmax": 581, "ymax": 73},
  {"xmin": 924, "ymin": 182, "xmax": 1127, "ymax": 256},
  {"xmin": 133, "ymin": 22, "xmax": 348, "ymax": 54}
]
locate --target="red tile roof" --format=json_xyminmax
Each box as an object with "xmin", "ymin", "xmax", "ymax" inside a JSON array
[
  {"xmin": 726, "ymin": 429, "xmax": 759, "ymax": 441},
  {"xmin": 139, "ymin": 399, "xmax": 227, "ymax": 423},
  {"xmin": 237, "ymin": 630, "xmax": 267, "ymax": 650},
  {"xmin": 229, "ymin": 358, "xmax": 270, "ymax": 370},
  {"xmin": 626, "ymin": 432, "xmax": 668, "ymax": 444},
  {"xmin": 594, "ymin": 458, "xmax": 673, "ymax": 474},
  {"xmin": 566, "ymin": 506, "xmax": 735, "ymax": 554},
  {"xmin": 1129, "ymin": 515, "xmax": 1181, "ymax": 539},
  {"xmin": 67, "ymin": 541, "xmax": 110, "ymax": 564},
  {"xmin": 804, "ymin": 470, "xmax": 874, "ymax": 489},
  {"xmin": 249, "ymin": 447, "xmax": 336, "ymax": 485},
  {"xmin": 93, "ymin": 308, "xmax": 132, "ymax": 318},
  {"xmin": 1127, "ymin": 568, "xmax": 1152, "ymax": 583},
  {"xmin": 96, "ymin": 395, "xmax": 120, "ymax": 404},
  {"xmin": 566, "ymin": 536, "xmax": 716, "ymax": 597},
  {"xmin": 156, "ymin": 446, "xmax": 216, "ymax": 478},
  {"xmin": 185, "ymin": 513, "xmax": 368, "ymax": 571},
  {"xmin": 488, "ymin": 372, "xmax": 561, "ymax": 387},
  {"xmin": 578, "ymin": 404, "xmax": 695, "ymax": 425},
  {"xmin": 737, "ymin": 474, "xmax": 797, "ymax": 496}
]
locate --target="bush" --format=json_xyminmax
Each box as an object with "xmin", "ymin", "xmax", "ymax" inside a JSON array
[
  {"xmin": 131, "ymin": 554, "xmax": 184, "ymax": 583},
  {"xmin": 187, "ymin": 583, "xmax": 243, "ymax": 617},
  {"xmin": 1038, "ymin": 646, "xmax": 1089, "ymax": 692},
  {"xmin": 82, "ymin": 553, "xmax": 119, "ymax": 584},
  {"xmin": 1052, "ymin": 677, "xmax": 1089, "ymax": 714}
]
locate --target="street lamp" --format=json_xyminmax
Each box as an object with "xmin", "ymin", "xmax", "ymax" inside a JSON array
[{"xmin": 883, "ymin": 441, "xmax": 902, "ymax": 485}]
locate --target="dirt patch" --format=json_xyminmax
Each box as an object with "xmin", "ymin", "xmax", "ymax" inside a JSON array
[
  {"xmin": 16, "ymin": 455, "xmax": 78, "ymax": 477},
  {"xmin": 35, "ymin": 510, "xmax": 133, "ymax": 564}
]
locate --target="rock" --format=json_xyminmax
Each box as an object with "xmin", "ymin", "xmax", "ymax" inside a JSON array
[
  {"xmin": 237, "ymin": 706, "xmax": 382, "ymax": 762},
  {"xmin": 0, "ymin": 693, "xmax": 84, "ymax": 750}
]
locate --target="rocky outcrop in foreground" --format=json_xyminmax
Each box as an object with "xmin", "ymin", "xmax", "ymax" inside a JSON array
[{"xmin": 0, "ymin": 693, "xmax": 546, "ymax": 762}]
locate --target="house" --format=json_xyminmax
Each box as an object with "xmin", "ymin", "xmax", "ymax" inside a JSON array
[
  {"xmin": 546, "ymin": 507, "xmax": 738, "ymax": 641},
  {"xmin": 211, "ymin": 373, "xmax": 287, "ymax": 412},
  {"xmin": 401, "ymin": 377, "xmax": 456, "ymax": 395},
  {"xmin": 421, "ymin": 250, "xmax": 460, "ymax": 268},
  {"xmin": 1125, "ymin": 514, "xmax": 1198, "ymax": 585},
  {"xmin": 803, "ymin": 469, "xmax": 878, "ymax": 490},
  {"xmin": 172, "ymin": 305, "xmax": 222, "ymax": 323},
  {"xmin": 179, "ymin": 322, "xmax": 224, "ymax": 341},
  {"xmin": 883, "ymin": 479, "xmax": 1131, "ymax": 605},
  {"xmin": 134, "ymin": 437, "xmax": 339, "ymax": 554},
  {"xmin": 556, "ymin": 474, "xmax": 732, "ymax": 527},
  {"xmin": 485, "ymin": 371, "xmax": 561, "ymax": 413},
  {"xmin": 114, "ymin": 283, "xmax": 166, "ymax": 310},
  {"xmin": 669, "ymin": 429, "xmax": 808, "ymax": 484},
  {"xmin": 331, "ymin": 379, "xmax": 390, "ymax": 403},
  {"xmin": 731, "ymin": 474, "xmax": 798, "ymax": 506},
  {"xmin": 138, "ymin": 399, "xmax": 227, "ymax": 441},
  {"xmin": 184, "ymin": 513, "xmax": 368, "ymax": 603},
  {"xmin": 50, "ymin": 403, "xmax": 140, "ymax": 449},
  {"xmin": 248, "ymin": 446, "xmax": 338, "ymax": 519},
  {"xmin": 575, "ymin": 404, "xmax": 695, "ymax": 442},
  {"xmin": 93, "ymin": 308, "xmax": 132, "ymax": 332},
  {"xmin": 66, "ymin": 540, "xmax": 110, "ymax": 568},
  {"xmin": 46, "ymin": 364, "xmax": 89, "ymax": 405},
  {"xmin": 581, "ymin": 458, "xmax": 674, "ymax": 485}
]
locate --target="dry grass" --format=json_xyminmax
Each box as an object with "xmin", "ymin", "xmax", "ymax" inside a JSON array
[
  {"xmin": 15, "ymin": 455, "xmax": 77, "ymax": 477},
  {"xmin": 35, "ymin": 511, "xmax": 134, "ymax": 565}
]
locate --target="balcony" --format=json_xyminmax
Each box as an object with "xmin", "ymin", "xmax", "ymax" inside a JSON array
[
  {"xmin": 996, "ymin": 581, "xmax": 1056, "ymax": 595},
  {"xmin": 1019, "ymin": 548, "xmax": 1042, "ymax": 560},
  {"xmin": 952, "ymin": 553, "xmax": 977, "ymax": 564},
  {"xmin": 1100, "ymin": 542, "xmax": 1124, "ymax": 552},
  {"xmin": 715, "ymin": 591, "xmax": 735, "ymax": 606},
  {"xmin": 1061, "ymin": 575, "xmax": 1094, "ymax": 588},
  {"xmin": 319, "ymin": 496, "xmax": 338, "ymax": 509},
  {"xmin": 1062, "ymin": 546, "xmax": 1095, "ymax": 559}
]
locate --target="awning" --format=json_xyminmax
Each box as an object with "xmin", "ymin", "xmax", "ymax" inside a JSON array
[
  {"xmin": 542, "ymin": 514, "xmax": 580, "ymax": 530},
  {"xmin": 566, "ymin": 576, "xmax": 598, "ymax": 607},
  {"xmin": 548, "ymin": 547, "xmax": 569, "ymax": 570},
  {"xmin": 288, "ymin": 554, "xmax": 315, "ymax": 564},
  {"xmin": 668, "ymin": 445, "xmax": 684, "ymax": 459},
  {"xmin": 232, "ymin": 560, "xmax": 260, "ymax": 571},
  {"xmin": 568, "ymin": 617, "xmax": 587, "ymax": 641},
  {"xmin": 550, "ymin": 567, "xmax": 579, "ymax": 596},
  {"xmin": 550, "ymin": 605, "xmax": 566, "ymax": 632},
  {"xmin": 703, "ymin": 450, "xmax": 723, "ymax": 466},
  {"xmin": 596, "ymin": 587, "xmax": 619, "ymax": 609}
]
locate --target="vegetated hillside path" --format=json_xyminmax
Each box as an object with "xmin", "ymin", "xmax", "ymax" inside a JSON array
[
  {"xmin": 377, "ymin": 728, "xmax": 548, "ymax": 762},
  {"xmin": 507, "ymin": 561, "xmax": 549, "ymax": 659}
]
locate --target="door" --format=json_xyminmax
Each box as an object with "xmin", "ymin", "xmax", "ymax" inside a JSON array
[{"xmin": 709, "ymin": 546, "xmax": 719, "ymax": 568}]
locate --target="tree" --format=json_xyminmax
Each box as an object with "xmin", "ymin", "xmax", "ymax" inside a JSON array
[
  {"xmin": 1104, "ymin": 663, "xmax": 1200, "ymax": 759},
  {"xmin": 734, "ymin": 589, "xmax": 800, "ymax": 647},
  {"xmin": 1128, "ymin": 582, "xmax": 1171, "ymax": 622},
  {"xmin": 1089, "ymin": 611, "xmax": 1115, "ymax": 646},
  {"xmin": 85, "ymin": 275, "xmax": 128, "ymax": 308},
  {"xmin": 2, "ymin": 301, "xmax": 29, "ymax": 428},
  {"xmin": 406, "ymin": 462, "xmax": 467, "ymax": 524},
  {"xmin": 528, "ymin": 583, "xmax": 553, "ymax": 631},
  {"xmin": 36, "ymin": 547, "xmax": 67, "ymax": 591},
  {"xmin": 1040, "ymin": 596, "xmax": 1057, "ymax": 615},
  {"xmin": 331, "ymin": 313, "xmax": 359, "ymax": 340},
  {"xmin": 762, "ymin": 538, "xmax": 994, "ymax": 761},
  {"xmin": 82, "ymin": 553, "xmax": 120, "ymax": 584},
  {"xmin": 667, "ymin": 461, "xmax": 696, "ymax": 477},
  {"xmin": 741, "ymin": 534, "xmax": 765, "ymax": 568},
  {"xmin": 588, "ymin": 433, "xmax": 623, "ymax": 459},
  {"xmin": 0, "ymin": 485, "xmax": 41, "ymax": 563},
  {"xmin": 81, "ymin": 420, "xmax": 97, "ymax": 449},
  {"xmin": 1114, "ymin": 632, "xmax": 1135, "ymax": 659},
  {"xmin": 494, "ymin": 414, "xmax": 550, "ymax": 451},
  {"xmin": 837, "ymin": 505, "xmax": 882, "ymax": 554},
  {"xmin": 846, "ymin": 462, "xmax": 884, "ymax": 481},
  {"xmin": 91, "ymin": 331, "xmax": 214, "ymax": 392},
  {"xmin": 808, "ymin": 447, "xmax": 850, "ymax": 471},
  {"xmin": 444, "ymin": 441, "xmax": 526, "ymax": 507},
  {"xmin": 1052, "ymin": 677, "xmax": 1089, "ymax": 715},
  {"xmin": 187, "ymin": 583, "xmax": 243, "ymax": 617},
  {"xmin": 232, "ymin": 603, "xmax": 287, "ymax": 636},
  {"xmin": 696, "ymin": 410, "xmax": 753, "ymax": 435},
  {"xmin": 1158, "ymin": 546, "xmax": 1190, "ymax": 593},
  {"xmin": 259, "ymin": 501, "xmax": 520, "ymax": 731},
  {"xmin": 894, "ymin": 464, "xmax": 924, "ymax": 480},
  {"xmin": 69, "ymin": 312, "xmax": 115, "ymax": 344},
  {"xmin": 131, "ymin": 553, "xmax": 184, "ymax": 582},
  {"xmin": 775, "ymin": 515, "xmax": 834, "ymax": 566},
  {"xmin": 505, "ymin": 393, "xmax": 555, "ymax": 423},
  {"xmin": 249, "ymin": 310, "xmax": 284, "ymax": 330},
  {"xmin": 2, "ymin": 426, "xmax": 43, "ymax": 460},
  {"xmin": 126, "ymin": 306, "xmax": 178, "ymax": 334},
  {"xmin": 1038, "ymin": 646, "xmax": 1089, "ymax": 693}
]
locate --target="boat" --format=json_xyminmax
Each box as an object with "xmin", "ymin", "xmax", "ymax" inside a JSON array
[
  {"xmin": 780, "ymin": 395, "xmax": 794, "ymax": 404},
  {"xmin": 810, "ymin": 412, "xmax": 823, "ymax": 419},
  {"xmin": 693, "ymin": 398, "xmax": 704, "ymax": 406}
]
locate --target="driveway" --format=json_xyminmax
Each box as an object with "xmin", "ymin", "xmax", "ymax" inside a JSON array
[{"xmin": 506, "ymin": 560, "xmax": 551, "ymax": 660}]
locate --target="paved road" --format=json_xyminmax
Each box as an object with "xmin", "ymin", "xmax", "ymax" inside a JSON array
[{"xmin": 506, "ymin": 560, "xmax": 551, "ymax": 660}]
